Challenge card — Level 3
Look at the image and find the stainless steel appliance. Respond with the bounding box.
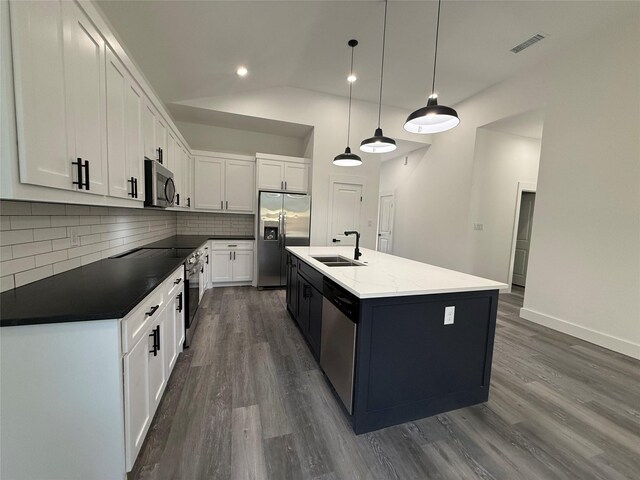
[184,250,204,347]
[320,279,359,414]
[258,191,311,287]
[144,158,175,208]
[113,246,203,347]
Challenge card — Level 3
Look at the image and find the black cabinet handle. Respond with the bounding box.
[187,197,191,207]
[149,327,158,356]
[146,305,160,317]
[83,160,90,190]
[225,200,228,209]
[72,158,83,189]
[128,177,136,197]
[157,147,163,164]
[134,178,138,198]
[176,193,180,206]
[332,238,341,243]
[177,292,183,312]
[156,325,161,352]
[206,254,209,264]
[174,278,182,285]
[303,284,311,299]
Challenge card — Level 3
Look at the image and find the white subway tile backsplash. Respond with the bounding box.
[10,215,51,230]
[1,256,36,276]
[0,200,31,215]
[33,227,68,241]
[15,265,53,287]
[35,250,68,268]
[52,257,82,275]
[1,275,15,292]
[31,202,66,215]
[0,200,255,290]
[11,240,52,258]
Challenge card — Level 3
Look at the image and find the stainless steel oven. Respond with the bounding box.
[144,158,175,208]
[184,251,203,347]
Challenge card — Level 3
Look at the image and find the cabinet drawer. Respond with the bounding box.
[211,240,254,251]
[165,266,184,298]
[297,259,323,292]
[122,287,164,354]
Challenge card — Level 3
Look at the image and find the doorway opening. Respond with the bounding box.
[509,187,536,291]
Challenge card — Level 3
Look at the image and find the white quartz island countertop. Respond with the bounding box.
[286,246,507,299]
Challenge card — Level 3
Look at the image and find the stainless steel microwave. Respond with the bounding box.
[144,158,175,208]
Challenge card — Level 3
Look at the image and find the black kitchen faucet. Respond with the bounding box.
[344,231,361,260]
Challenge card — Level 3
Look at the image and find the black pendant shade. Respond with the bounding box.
[361,0,396,154]
[334,39,362,167]
[360,128,396,154]
[404,0,460,134]
[333,146,362,167]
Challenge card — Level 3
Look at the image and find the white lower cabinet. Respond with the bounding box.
[210,240,254,285]
[122,266,184,471]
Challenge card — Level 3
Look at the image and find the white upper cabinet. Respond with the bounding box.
[226,160,255,212]
[106,46,143,201]
[283,162,309,193]
[194,156,225,211]
[62,0,108,195]
[257,160,284,191]
[11,0,108,194]
[142,100,157,160]
[10,0,70,190]
[256,155,309,193]
[193,152,255,213]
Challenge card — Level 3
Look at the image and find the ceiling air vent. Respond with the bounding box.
[510,33,546,54]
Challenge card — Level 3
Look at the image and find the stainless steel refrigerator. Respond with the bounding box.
[258,191,311,287]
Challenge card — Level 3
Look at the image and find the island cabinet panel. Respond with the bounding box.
[285,254,299,317]
[351,290,499,434]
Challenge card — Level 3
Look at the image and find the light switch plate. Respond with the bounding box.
[444,306,455,325]
[70,228,80,247]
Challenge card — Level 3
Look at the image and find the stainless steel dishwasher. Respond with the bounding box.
[320,279,359,414]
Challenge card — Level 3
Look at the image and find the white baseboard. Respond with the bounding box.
[519,307,640,360]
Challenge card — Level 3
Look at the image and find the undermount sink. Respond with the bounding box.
[311,255,365,267]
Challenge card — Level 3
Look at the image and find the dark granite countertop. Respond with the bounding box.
[0,235,254,327]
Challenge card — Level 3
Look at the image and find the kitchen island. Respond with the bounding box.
[286,246,506,434]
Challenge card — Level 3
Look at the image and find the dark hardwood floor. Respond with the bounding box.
[130,286,640,480]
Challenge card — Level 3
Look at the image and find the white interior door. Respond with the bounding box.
[512,192,536,287]
[377,194,394,253]
[330,182,362,245]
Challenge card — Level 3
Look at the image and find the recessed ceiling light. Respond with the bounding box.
[237,66,248,77]
[347,74,357,83]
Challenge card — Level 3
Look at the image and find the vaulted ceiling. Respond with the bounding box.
[97,0,637,112]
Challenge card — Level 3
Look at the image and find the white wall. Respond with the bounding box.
[467,129,540,284]
[176,86,429,249]
[521,18,640,359]
[175,120,306,158]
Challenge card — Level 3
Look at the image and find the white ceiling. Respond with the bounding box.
[483,109,545,139]
[97,0,637,113]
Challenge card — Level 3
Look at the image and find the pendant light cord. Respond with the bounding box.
[431,0,442,96]
[377,0,389,128]
[347,43,355,147]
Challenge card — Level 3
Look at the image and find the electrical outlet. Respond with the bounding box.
[473,223,484,231]
[70,228,80,247]
[444,306,455,325]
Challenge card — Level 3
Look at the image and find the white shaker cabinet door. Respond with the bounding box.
[225,160,255,212]
[257,159,284,190]
[10,0,71,190]
[232,250,254,282]
[164,294,178,374]
[106,47,143,201]
[211,250,233,283]
[123,330,151,471]
[63,0,108,195]
[142,101,157,160]
[283,162,309,193]
[194,156,225,210]
[148,309,167,413]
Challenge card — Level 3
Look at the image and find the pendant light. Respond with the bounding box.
[404,0,460,134]
[334,40,362,167]
[360,0,396,154]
